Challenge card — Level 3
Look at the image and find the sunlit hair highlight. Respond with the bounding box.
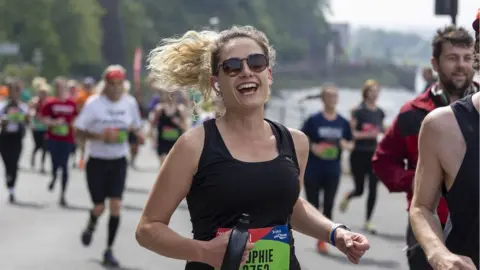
[147,25,276,114]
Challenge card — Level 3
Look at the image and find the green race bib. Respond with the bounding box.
[216,224,290,270]
[161,126,180,141]
[116,130,128,144]
[7,112,25,122]
[319,145,339,160]
[313,143,339,160]
[52,124,69,136]
[32,118,47,130]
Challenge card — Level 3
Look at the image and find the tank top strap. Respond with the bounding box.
[197,119,231,172]
[451,95,479,146]
[265,119,299,168]
[201,118,218,149]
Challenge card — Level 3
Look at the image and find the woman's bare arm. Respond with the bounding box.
[136,126,207,262]
[288,128,336,242]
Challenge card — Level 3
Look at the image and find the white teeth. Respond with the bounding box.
[240,89,256,95]
[237,83,257,90]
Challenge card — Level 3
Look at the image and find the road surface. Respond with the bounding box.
[0,133,410,270]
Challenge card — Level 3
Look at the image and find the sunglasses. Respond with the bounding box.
[218,53,269,77]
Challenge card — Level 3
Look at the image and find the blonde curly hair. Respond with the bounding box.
[32,76,50,93]
[147,25,276,114]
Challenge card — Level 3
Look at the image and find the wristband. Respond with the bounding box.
[329,223,351,246]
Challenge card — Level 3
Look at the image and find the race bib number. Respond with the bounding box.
[161,126,180,141]
[216,224,290,270]
[52,124,69,136]
[313,142,339,160]
[7,112,25,122]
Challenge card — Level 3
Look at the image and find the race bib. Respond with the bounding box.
[161,126,180,141]
[361,123,378,132]
[216,224,290,270]
[313,142,339,160]
[52,124,69,136]
[32,118,47,130]
[7,112,25,122]
[104,128,128,144]
[319,143,339,160]
[115,129,128,144]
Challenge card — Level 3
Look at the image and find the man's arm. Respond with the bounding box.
[409,111,446,260]
[73,102,104,141]
[372,116,414,192]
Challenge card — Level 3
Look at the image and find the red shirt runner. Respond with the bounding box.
[40,97,78,144]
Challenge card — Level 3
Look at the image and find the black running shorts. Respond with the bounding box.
[86,157,127,203]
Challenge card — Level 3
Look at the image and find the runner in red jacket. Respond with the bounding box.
[372,87,449,224]
[373,79,479,269]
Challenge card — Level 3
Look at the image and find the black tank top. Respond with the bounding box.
[185,119,301,270]
[0,101,26,140]
[351,102,385,152]
[443,95,479,268]
[157,107,181,134]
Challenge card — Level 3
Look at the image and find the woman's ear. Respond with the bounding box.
[210,76,221,96]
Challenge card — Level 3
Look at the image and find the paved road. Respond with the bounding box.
[1,133,410,270]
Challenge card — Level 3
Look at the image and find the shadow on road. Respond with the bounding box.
[11,200,48,209]
[123,204,144,212]
[131,167,159,174]
[349,226,405,243]
[63,204,91,212]
[121,202,189,213]
[125,187,150,195]
[19,167,48,175]
[89,259,143,270]
[312,251,401,269]
[372,231,405,242]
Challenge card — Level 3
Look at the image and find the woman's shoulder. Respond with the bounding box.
[266,119,309,158]
[173,125,205,157]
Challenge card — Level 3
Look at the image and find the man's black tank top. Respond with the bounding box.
[443,95,479,268]
[185,119,301,270]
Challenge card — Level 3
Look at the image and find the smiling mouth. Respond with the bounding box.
[236,83,259,96]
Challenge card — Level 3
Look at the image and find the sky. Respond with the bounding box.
[327,0,479,34]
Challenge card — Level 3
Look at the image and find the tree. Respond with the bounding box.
[0,0,103,78]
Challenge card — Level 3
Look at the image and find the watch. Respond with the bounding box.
[329,223,351,246]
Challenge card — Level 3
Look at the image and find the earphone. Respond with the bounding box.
[429,83,479,107]
[214,81,220,91]
[429,86,450,107]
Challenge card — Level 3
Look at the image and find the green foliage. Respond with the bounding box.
[2,63,38,86]
[0,0,332,79]
[0,0,103,78]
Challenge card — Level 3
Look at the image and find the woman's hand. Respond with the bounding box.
[334,228,370,264]
[200,230,255,268]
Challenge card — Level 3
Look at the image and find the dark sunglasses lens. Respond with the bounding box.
[247,54,268,72]
[222,59,242,76]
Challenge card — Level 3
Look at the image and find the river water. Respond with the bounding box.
[267,70,480,129]
[266,87,416,129]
